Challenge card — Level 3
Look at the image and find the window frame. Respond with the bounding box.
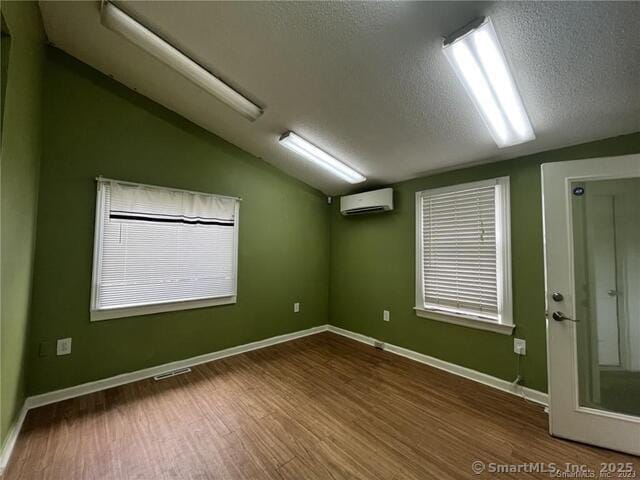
[414,177,514,335]
[89,179,240,322]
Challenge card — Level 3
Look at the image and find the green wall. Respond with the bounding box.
[330,133,640,393]
[0,1,44,447]
[27,48,330,395]
[5,1,640,416]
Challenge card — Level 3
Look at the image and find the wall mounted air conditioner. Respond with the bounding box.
[340,188,394,216]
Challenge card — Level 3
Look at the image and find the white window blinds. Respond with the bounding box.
[416,177,512,324]
[91,179,239,320]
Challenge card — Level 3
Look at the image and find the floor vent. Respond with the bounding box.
[153,367,191,381]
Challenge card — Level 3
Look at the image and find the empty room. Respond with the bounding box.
[1,1,639,478]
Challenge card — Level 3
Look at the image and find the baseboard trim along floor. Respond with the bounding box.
[1,323,548,474]
[0,324,326,474]
[25,325,329,410]
[0,405,29,474]
[327,325,549,407]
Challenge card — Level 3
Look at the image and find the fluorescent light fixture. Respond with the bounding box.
[443,17,535,148]
[100,2,262,121]
[279,132,366,184]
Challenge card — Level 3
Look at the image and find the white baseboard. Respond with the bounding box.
[3,322,548,473]
[0,324,328,474]
[0,324,326,473]
[26,324,329,410]
[25,323,548,410]
[0,404,29,475]
[328,325,548,406]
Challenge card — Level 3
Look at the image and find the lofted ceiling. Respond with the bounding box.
[39,1,640,195]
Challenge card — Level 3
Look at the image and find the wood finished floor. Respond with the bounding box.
[5,332,639,480]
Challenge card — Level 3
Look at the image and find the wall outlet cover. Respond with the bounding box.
[383,310,390,322]
[57,337,72,356]
[514,338,526,355]
[293,302,300,313]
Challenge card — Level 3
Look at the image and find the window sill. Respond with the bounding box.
[414,307,514,335]
[91,296,237,321]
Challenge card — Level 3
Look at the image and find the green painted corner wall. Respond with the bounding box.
[0,1,44,446]
[329,133,640,393]
[3,0,639,421]
[26,47,330,395]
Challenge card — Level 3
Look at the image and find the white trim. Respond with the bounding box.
[25,325,328,409]
[89,179,106,318]
[495,177,513,325]
[24,323,547,410]
[416,177,502,198]
[90,295,237,321]
[26,323,543,409]
[0,404,29,475]
[1,325,326,472]
[231,199,240,299]
[327,325,547,406]
[415,190,425,316]
[415,177,514,330]
[1,323,550,473]
[414,307,514,335]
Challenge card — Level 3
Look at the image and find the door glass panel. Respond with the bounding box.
[571,177,640,417]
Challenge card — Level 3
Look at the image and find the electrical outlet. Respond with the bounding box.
[57,338,72,356]
[383,310,390,322]
[514,338,526,355]
[293,302,300,313]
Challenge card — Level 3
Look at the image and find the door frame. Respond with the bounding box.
[541,154,640,456]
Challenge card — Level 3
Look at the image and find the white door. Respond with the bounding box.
[542,154,640,456]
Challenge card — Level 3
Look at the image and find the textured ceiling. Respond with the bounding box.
[39,1,640,195]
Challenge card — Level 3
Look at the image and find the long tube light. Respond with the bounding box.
[100,2,263,121]
[279,132,366,184]
[443,17,535,148]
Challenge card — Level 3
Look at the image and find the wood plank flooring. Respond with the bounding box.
[5,332,639,479]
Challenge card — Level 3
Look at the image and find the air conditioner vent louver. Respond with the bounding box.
[340,188,393,216]
[344,206,386,215]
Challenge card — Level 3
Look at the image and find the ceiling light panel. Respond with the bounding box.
[279,132,366,184]
[443,17,535,148]
[101,2,262,121]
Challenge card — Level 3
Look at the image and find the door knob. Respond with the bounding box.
[552,311,579,323]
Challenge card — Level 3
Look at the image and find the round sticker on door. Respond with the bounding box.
[572,186,585,196]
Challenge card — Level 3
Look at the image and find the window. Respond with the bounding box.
[415,177,513,334]
[90,178,239,321]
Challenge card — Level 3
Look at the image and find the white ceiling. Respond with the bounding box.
[39,1,640,195]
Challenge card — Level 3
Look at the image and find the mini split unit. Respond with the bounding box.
[340,188,394,216]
